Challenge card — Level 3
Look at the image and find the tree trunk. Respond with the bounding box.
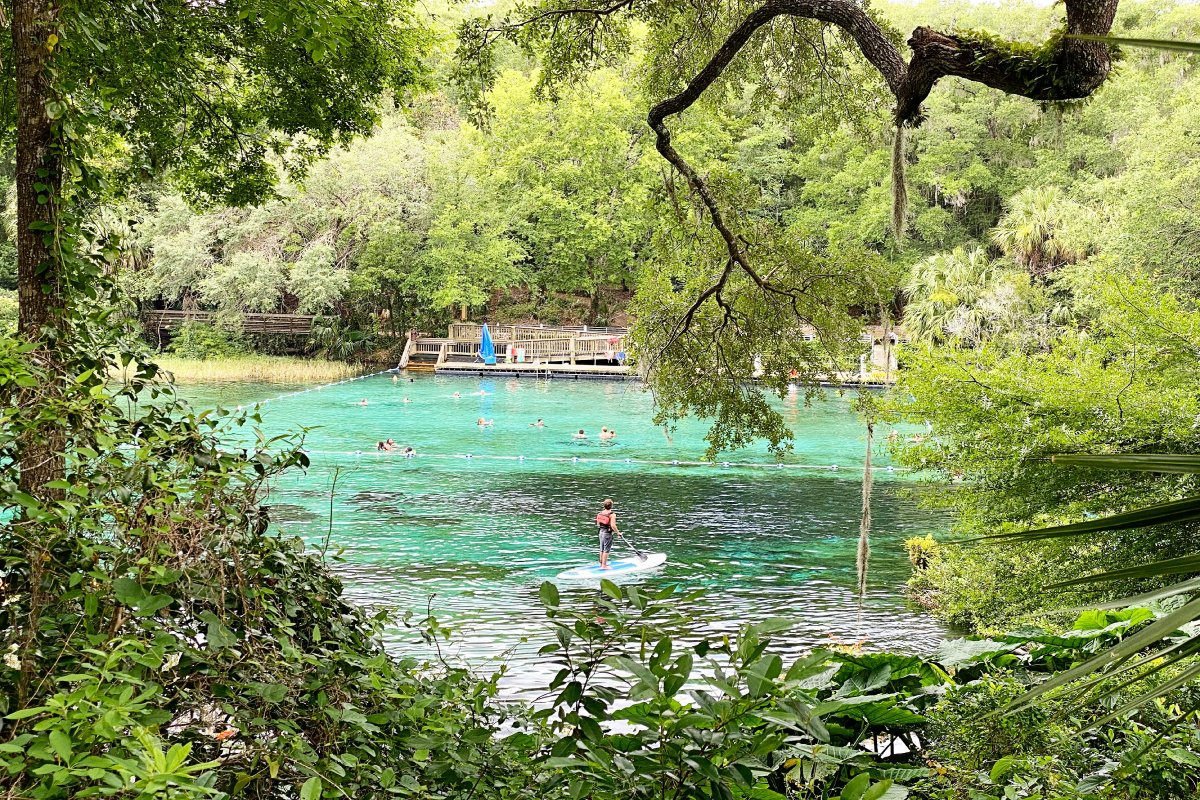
[588,287,601,325]
[13,0,65,497]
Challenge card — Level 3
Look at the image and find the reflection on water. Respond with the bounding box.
[184,373,950,694]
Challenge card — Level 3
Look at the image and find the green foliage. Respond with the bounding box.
[0,168,15,291]
[893,264,1200,630]
[0,290,17,336]
[902,247,1046,347]
[904,535,939,571]
[308,316,375,361]
[166,322,250,360]
[5,0,434,209]
[474,69,651,321]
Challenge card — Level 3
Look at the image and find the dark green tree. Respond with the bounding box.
[2,0,430,493]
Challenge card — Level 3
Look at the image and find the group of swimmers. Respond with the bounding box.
[573,426,617,440]
[375,439,416,457]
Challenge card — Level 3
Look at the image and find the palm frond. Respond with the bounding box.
[1050,554,1200,588]
[1051,453,1200,473]
[1069,34,1200,53]
[975,495,1200,542]
[1006,596,1200,714]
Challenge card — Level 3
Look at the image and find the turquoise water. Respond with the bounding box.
[184,372,949,691]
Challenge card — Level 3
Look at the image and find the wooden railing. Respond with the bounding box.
[447,323,629,342]
[142,309,316,335]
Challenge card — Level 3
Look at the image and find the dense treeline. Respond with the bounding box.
[2,1,1190,348]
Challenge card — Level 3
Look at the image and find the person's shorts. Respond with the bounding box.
[598,528,614,553]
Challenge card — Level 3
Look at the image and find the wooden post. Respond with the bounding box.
[569,336,577,365]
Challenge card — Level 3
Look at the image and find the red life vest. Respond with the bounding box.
[596,510,613,528]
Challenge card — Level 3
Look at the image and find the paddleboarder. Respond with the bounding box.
[596,498,621,569]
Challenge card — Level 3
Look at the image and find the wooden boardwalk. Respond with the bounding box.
[142,310,315,336]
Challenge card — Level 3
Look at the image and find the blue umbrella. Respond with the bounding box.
[479,323,496,365]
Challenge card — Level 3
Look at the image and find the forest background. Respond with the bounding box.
[2,0,1194,349]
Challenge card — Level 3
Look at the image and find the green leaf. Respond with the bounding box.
[863,780,902,800]
[937,638,1019,667]
[989,755,1015,782]
[539,581,560,608]
[577,717,603,742]
[839,773,871,800]
[198,611,238,650]
[7,706,50,720]
[599,579,621,600]
[47,730,72,762]
[1075,577,1200,611]
[300,776,322,800]
[1051,555,1200,587]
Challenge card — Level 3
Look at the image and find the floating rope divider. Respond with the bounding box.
[294,451,908,471]
[232,367,397,413]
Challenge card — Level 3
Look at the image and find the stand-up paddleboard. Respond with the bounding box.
[556,552,667,580]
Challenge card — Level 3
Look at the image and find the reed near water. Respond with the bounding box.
[150,355,364,384]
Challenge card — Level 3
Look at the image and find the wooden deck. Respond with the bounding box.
[407,322,903,382]
[408,324,631,373]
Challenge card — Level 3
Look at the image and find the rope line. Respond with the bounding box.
[293,451,907,472]
[234,368,397,411]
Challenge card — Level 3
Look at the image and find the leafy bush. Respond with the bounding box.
[166,321,249,360]
[905,535,939,570]
[914,611,1200,800]
[906,541,1070,633]
[0,290,16,335]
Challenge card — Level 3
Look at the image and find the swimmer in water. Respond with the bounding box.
[358,399,369,406]
[383,438,397,452]
[403,397,411,403]
[452,392,461,399]
[530,418,545,427]
[574,429,587,439]
[403,446,415,458]
[600,427,616,440]
[477,417,494,427]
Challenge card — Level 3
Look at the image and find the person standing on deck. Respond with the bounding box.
[596,498,621,569]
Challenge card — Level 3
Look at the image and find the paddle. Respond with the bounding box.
[619,530,647,561]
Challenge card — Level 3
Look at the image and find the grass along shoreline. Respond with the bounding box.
[151,355,366,384]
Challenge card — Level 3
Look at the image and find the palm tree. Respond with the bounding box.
[992,187,1084,277]
[903,246,1004,346]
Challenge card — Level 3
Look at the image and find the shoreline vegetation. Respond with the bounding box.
[149,355,366,384]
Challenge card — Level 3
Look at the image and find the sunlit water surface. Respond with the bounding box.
[181,372,950,693]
